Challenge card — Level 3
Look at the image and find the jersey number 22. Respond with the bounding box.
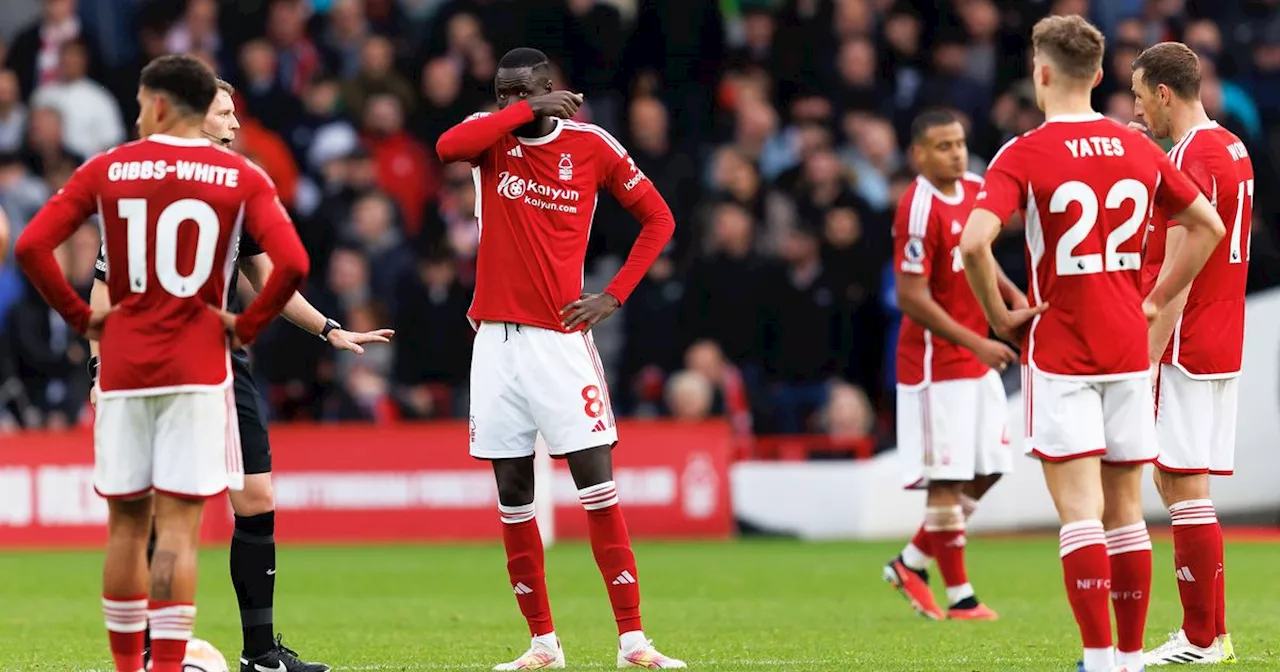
[1051,179,1148,277]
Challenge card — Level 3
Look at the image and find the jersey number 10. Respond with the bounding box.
[118,198,221,298]
[1052,179,1148,277]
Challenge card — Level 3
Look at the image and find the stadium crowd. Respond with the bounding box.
[0,0,1278,442]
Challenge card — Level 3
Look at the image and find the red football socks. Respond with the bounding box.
[1170,499,1221,648]
[103,594,147,672]
[580,481,643,635]
[925,506,972,603]
[1059,521,1113,650]
[148,601,196,672]
[499,503,555,636]
[1106,522,1153,657]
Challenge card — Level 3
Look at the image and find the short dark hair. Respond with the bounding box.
[215,78,235,95]
[1132,42,1202,100]
[139,55,217,117]
[910,109,959,144]
[497,47,550,73]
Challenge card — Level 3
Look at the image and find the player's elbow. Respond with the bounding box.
[959,235,987,264]
[434,134,464,164]
[12,229,41,270]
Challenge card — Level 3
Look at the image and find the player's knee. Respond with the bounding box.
[565,445,613,490]
[1156,470,1210,507]
[229,474,275,516]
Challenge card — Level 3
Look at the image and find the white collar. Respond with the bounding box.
[147,134,212,147]
[517,118,563,146]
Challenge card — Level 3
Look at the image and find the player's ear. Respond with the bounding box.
[1092,69,1103,89]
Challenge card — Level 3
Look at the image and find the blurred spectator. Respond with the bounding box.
[237,39,302,133]
[320,0,369,79]
[360,93,435,235]
[0,71,27,152]
[757,226,849,433]
[682,201,769,366]
[266,0,322,96]
[7,0,104,98]
[345,190,414,301]
[343,35,417,122]
[30,38,124,158]
[819,382,874,439]
[164,0,221,59]
[415,58,472,146]
[665,370,713,421]
[620,255,685,413]
[682,339,752,435]
[23,105,81,179]
[392,252,472,418]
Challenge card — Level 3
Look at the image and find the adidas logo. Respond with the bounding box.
[591,419,606,433]
[951,220,962,234]
[611,571,636,586]
[508,146,523,158]
[513,582,533,595]
[944,534,967,549]
[1176,566,1196,582]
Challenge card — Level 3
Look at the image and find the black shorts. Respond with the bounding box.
[232,351,272,475]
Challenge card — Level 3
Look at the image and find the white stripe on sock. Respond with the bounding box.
[499,502,536,524]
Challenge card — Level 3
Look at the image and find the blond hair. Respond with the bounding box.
[1032,15,1105,81]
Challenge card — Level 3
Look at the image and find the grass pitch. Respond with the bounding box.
[2,538,1278,671]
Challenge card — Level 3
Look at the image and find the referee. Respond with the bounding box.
[88,79,393,672]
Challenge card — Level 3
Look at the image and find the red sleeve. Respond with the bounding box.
[234,165,309,344]
[14,157,100,333]
[1152,143,1200,216]
[602,187,675,305]
[601,141,655,209]
[892,186,937,276]
[972,139,1026,223]
[435,103,536,165]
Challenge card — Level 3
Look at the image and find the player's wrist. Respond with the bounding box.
[319,317,341,342]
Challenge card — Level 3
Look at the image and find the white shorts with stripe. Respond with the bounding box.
[1154,363,1239,475]
[469,322,617,459]
[897,370,1013,488]
[1022,366,1156,464]
[93,386,244,499]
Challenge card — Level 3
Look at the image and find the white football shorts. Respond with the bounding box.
[897,369,1013,489]
[1154,363,1238,475]
[94,386,244,499]
[1022,366,1156,464]
[469,321,618,459]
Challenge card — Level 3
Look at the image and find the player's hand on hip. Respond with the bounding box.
[210,306,245,350]
[974,338,1018,372]
[327,328,395,355]
[561,292,620,332]
[994,302,1049,343]
[89,386,96,409]
[529,91,584,119]
[83,305,116,341]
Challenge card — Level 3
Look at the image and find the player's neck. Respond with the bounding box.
[515,117,558,139]
[1168,101,1213,144]
[151,120,205,140]
[1041,90,1095,121]
[925,175,959,197]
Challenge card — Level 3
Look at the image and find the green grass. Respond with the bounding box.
[1,539,1278,671]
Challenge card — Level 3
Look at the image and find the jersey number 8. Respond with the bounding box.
[1051,179,1148,277]
[118,198,221,297]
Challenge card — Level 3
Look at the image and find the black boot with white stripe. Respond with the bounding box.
[1143,630,1224,666]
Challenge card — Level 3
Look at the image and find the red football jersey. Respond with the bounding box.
[24,135,306,395]
[974,114,1200,378]
[1141,122,1252,378]
[453,112,657,331]
[894,173,990,386]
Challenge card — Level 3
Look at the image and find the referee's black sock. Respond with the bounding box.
[231,511,277,658]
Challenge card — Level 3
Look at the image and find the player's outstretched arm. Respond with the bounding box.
[240,253,393,353]
[1146,194,1225,319]
[960,208,1047,342]
[435,102,536,164]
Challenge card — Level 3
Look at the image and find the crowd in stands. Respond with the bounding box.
[1,0,1278,446]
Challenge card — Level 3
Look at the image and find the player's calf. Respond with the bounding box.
[1103,464,1154,671]
[149,494,205,672]
[103,497,153,672]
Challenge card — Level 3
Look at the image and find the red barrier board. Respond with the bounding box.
[0,421,734,548]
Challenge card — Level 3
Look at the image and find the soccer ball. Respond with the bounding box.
[182,638,229,672]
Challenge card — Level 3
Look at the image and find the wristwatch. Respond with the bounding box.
[319,318,341,342]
